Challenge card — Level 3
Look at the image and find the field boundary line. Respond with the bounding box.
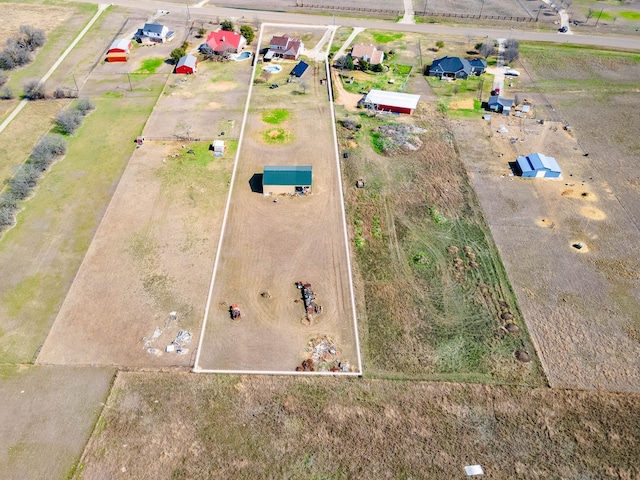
[325,26,364,375]
[196,369,362,376]
[194,23,363,375]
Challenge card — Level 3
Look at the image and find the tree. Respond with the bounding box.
[56,109,83,135]
[479,42,496,59]
[75,98,95,116]
[220,20,234,32]
[0,86,13,100]
[371,63,384,73]
[23,79,45,100]
[435,40,445,50]
[18,25,46,51]
[358,58,370,72]
[0,39,32,70]
[335,55,354,71]
[170,47,186,64]
[240,25,255,44]
[503,39,519,64]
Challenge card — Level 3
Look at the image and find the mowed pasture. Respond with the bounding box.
[453,44,640,391]
[36,54,252,366]
[79,371,640,479]
[196,26,360,373]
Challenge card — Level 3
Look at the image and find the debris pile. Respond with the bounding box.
[296,335,352,372]
[166,330,192,355]
[296,282,323,325]
[374,123,426,154]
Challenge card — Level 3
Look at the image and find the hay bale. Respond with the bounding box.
[505,323,520,333]
[446,245,459,254]
[515,349,531,363]
[501,312,514,321]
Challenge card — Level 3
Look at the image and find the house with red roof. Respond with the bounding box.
[205,30,246,55]
[267,34,304,60]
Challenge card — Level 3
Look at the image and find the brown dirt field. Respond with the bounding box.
[142,58,253,139]
[35,140,234,367]
[0,365,114,480]
[0,3,73,47]
[197,32,359,372]
[78,371,640,479]
[453,112,640,392]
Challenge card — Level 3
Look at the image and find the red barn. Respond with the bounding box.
[175,54,197,74]
[362,89,421,115]
[106,38,131,62]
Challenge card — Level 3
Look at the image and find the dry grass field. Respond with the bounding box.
[36,52,253,366]
[0,2,73,47]
[452,44,640,392]
[196,26,360,373]
[78,371,640,479]
[0,365,114,480]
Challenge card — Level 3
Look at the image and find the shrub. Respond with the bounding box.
[170,47,186,64]
[435,40,445,50]
[371,63,384,73]
[75,98,95,115]
[0,87,13,100]
[56,109,84,135]
[220,20,234,31]
[18,25,46,51]
[335,55,354,71]
[53,87,78,99]
[23,79,45,100]
[240,25,254,44]
[0,39,32,69]
[0,74,7,87]
[30,134,67,169]
[359,59,370,72]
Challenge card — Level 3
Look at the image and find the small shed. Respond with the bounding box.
[212,140,225,156]
[106,38,131,62]
[515,152,561,178]
[488,95,513,115]
[290,61,309,78]
[263,165,312,195]
[175,54,197,74]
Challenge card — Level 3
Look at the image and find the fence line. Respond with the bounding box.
[297,4,537,22]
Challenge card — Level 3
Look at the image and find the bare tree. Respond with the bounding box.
[23,79,45,100]
[175,120,193,140]
[56,109,83,134]
[18,25,46,51]
[299,80,308,94]
[75,98,95,115]
[479,42,496,59]
[0,86,13,100]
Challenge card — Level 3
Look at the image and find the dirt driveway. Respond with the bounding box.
[197,28,360,373]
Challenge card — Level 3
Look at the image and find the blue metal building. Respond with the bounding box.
[515,153,562,178]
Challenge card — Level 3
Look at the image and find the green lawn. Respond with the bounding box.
[262,108,290,124]
[371,31,404,43]
[0,86,164,363]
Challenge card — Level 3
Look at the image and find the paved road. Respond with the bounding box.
[71,0,640,51]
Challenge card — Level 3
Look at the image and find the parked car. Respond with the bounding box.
[558,26,568,33]
[270,84,279,89]
[505,69,520,76]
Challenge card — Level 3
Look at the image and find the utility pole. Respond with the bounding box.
[595,7,604,26]
[423,0,427,16]
[72,73,79,92]
[535,4,543,22]
[186,1,190,22]
[479,0,485,17]
[127,73,132,91]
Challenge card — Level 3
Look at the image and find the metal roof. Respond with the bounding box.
[516,153,561,173]
[290,61,309,77]
[263,166,312,186]
[176,54,197,69]
[109,38,130,52]
[143,23,166,34]
[363,89,421,110]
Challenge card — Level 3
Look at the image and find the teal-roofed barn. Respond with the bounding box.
[263,165,312,195]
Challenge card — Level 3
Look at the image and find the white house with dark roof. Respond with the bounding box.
[139,22,175,43]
